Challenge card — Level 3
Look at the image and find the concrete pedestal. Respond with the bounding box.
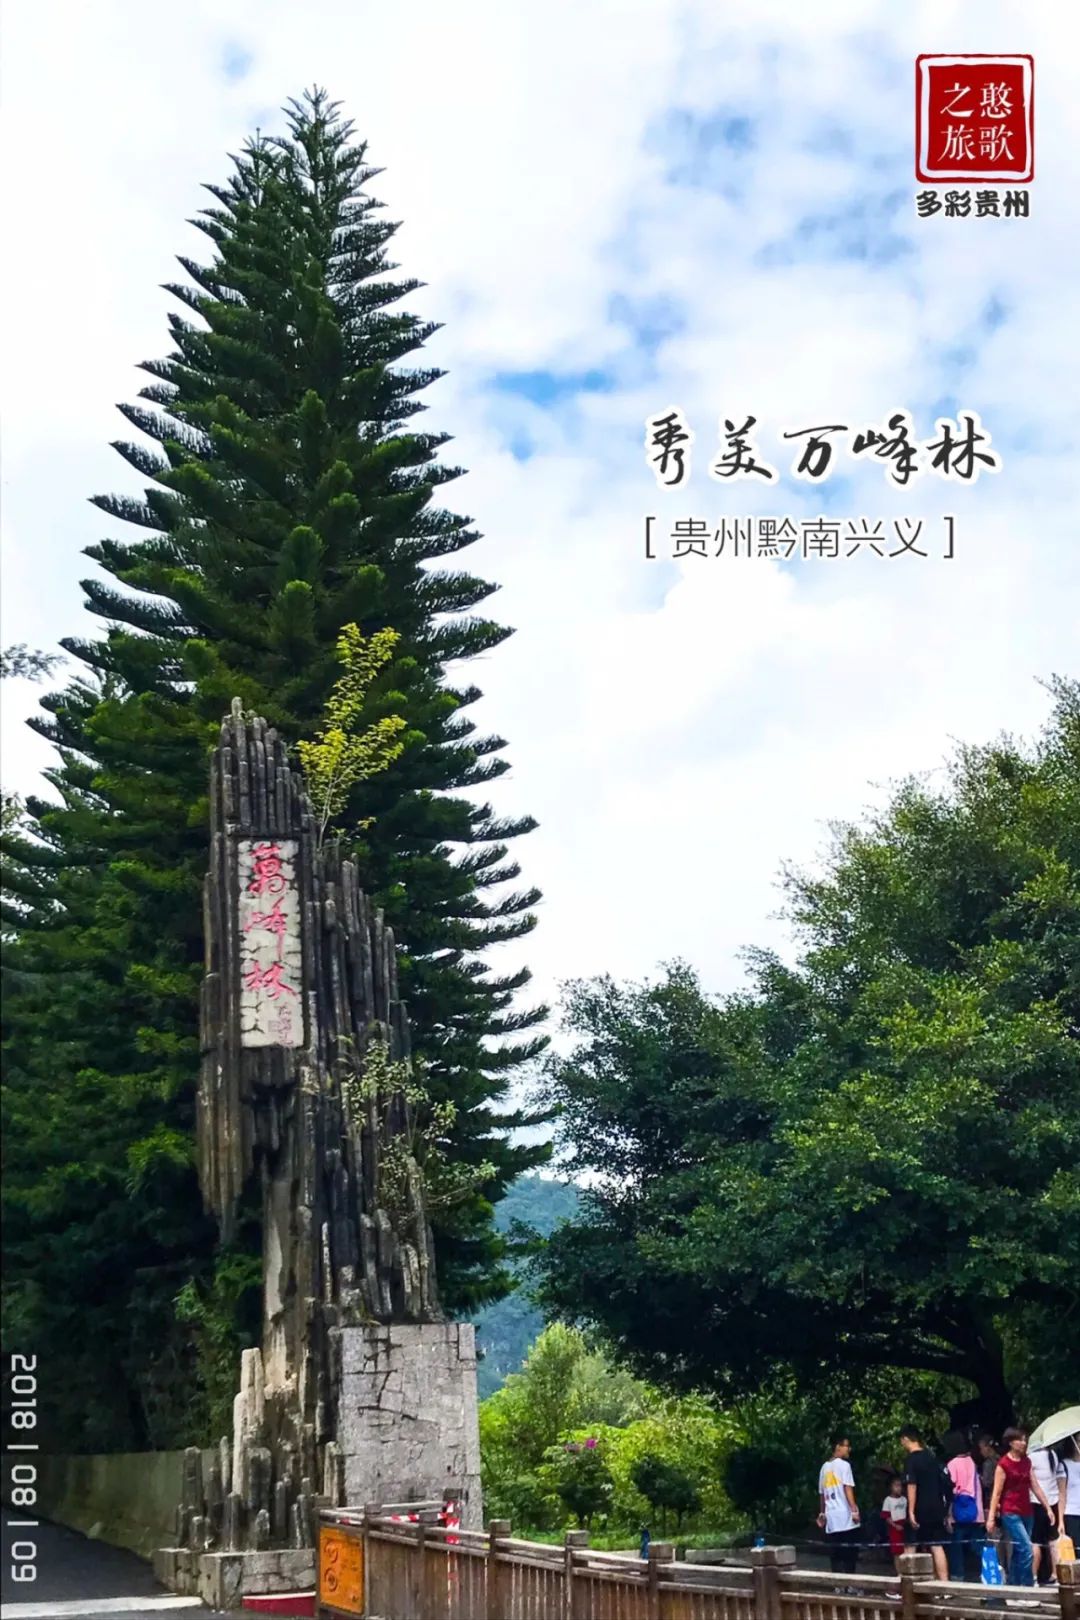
[154,1545,316,1606]
[333,1321,482,1528]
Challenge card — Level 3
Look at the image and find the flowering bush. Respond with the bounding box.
[479,1323,740,1537]
[543,1436,614,1527]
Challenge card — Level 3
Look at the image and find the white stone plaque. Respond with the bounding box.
[237,837,303,1047]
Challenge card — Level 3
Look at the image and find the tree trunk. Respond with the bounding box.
[948,1361,1014,1436]
[945,1306,1015,1437]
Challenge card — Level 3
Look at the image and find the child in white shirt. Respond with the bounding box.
[881,1476,907,1569]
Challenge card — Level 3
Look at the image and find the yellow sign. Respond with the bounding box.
[319,1525,364,1615]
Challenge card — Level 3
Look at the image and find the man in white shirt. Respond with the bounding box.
[818,1436,861,1574]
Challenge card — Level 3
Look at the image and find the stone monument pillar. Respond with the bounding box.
[157,700,481,1600]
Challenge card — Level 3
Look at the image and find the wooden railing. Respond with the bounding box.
[315,1507,1079,1620]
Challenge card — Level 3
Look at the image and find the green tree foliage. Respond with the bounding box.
[630,1453,701,1531]
[295,623,407,843]
[478,1331,952,1544]
[589,1399,739,1543]
[480,1323,651,1524]
[340,1036,496,1220]
[1,90,547,1450]
[475,1173,582,1397]
[721,1444,791,1529]
[721,1370,962,1534]
[544,1439,614,1529]
[537,681,1080,1431]
[481,1323,651,1475]
[478,1322,739,1538]
[173,1251,262,1442]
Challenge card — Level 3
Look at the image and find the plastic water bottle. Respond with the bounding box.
[754,1531,766,1549]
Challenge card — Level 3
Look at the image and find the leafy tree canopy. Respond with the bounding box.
[537,678,1080,1431]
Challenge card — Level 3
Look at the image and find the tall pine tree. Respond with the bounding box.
[2,91,549,1449]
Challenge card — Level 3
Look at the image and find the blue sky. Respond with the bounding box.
[2,0,1077,1046]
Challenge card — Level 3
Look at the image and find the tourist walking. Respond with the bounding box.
[977,1433,1000,1506]
[818,1437,861,1575]
[1059,1439,1080,1549]
[900,1426,951,1580]
[1030,1444,1065,1586]
[985,1427,1056,1588]
[945,1433,985,1581]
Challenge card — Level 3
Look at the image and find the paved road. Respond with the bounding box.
[1,1507,216,1620]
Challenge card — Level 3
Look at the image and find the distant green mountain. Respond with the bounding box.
[473,1173,581,1397]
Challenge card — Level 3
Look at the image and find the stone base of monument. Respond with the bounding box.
[153,1545,314,1605]
[152,1547,195,1593]
[333,1319,482,1528]
[154,1545,316,1607]
[155,1320,481,1607]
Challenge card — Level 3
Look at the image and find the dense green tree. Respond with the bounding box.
[478,1322,740,1538]
[630,1453,700,1532]
[1,90,547,1449]
[480,1324,651,1493]
[537,680,1080,1431]
[545,1439,614,1529]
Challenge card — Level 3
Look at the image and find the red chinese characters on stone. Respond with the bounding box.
[244,897,289,959]
[243,959,298,1000]
[247,841,288,896]
[916,56,1033,184]
[238,837,303,1047]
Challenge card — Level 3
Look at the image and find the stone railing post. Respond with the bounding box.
[898,1551,932,1620]
[487,1519,511,1620]
[648,1543,675,1620]
[564,1528,589,1620]
[1058,1559,1077,1620]
[750,1544,797,1620]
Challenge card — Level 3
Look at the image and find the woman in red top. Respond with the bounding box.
[986,1428,1055,1587]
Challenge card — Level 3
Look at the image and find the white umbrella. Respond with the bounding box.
[1027,1405,1080,1452]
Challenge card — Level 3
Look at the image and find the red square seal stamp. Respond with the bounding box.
[916,55,1033,183]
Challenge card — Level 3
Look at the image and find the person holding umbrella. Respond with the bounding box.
[1029,1442,1065,1585]
[1028,1409,1080,1557]
[1026,1409,1080,1456]
[1061,1437,1080,1552]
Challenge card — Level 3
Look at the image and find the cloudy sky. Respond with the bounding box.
[2,0,1077,1042]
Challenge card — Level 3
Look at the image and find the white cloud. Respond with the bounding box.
[2,0,1077,1055]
